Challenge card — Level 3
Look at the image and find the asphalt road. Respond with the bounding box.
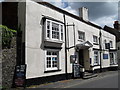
[63,71,118,88]
[29,71,118,88]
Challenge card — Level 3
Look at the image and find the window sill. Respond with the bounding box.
[78,39,85,42]
[91,64,100,67]
[44,69,62,73]
[93,43,99,45]
[45,39,64,44]
[110,63,118,65]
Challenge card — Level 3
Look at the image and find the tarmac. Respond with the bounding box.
[27,70,118,89]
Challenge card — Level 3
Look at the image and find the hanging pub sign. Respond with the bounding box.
[13,64,26,88]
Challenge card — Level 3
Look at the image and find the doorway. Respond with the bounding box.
[79,49,84,67]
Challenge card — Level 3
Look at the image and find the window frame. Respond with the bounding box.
[78,31,85,41]
[110,52,117,65]
[45,19,64,41]
[93,51,99,65]
[45,50,59,71]
[93,35,98,44]
[109,41,113,48]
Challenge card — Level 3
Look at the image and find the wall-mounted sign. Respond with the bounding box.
[70,55,77,63]
[103,54,108,59]
[13,64,26,88]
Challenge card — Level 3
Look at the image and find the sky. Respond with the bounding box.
[43,0,119,28]
[0,0,119,28]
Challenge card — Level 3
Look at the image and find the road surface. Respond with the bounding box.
[29,71,118,88]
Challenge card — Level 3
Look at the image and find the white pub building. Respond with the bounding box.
[17,0,118,85]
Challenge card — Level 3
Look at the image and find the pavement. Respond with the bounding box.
[27,70,118,88]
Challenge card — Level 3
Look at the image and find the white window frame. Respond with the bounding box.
[45,19,64,41]
[78,31,85,41]
[93,35,98,44]
[109,41,113,48]
[45,49,59,71]
[110,52,117,65]
[94,51,99,65]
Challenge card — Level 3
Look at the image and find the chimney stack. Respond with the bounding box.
[79,7,89,21]
[114,21,120,31]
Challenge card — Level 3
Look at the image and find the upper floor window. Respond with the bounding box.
[52,22,59,39]
[45,19,64,41]
[93,35,98,44]
[78,31,85,41]
[110,41,113,48]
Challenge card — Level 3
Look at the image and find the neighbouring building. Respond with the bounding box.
[104,21,120,69]
[2,0,118,86]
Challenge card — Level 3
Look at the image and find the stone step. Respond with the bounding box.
[83,73,98,79]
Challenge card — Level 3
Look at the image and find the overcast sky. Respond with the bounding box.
[43,0,119,28]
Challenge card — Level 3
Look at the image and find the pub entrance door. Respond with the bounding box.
[79,49,84,67]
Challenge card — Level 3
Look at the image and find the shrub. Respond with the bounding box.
[0,25,17,49]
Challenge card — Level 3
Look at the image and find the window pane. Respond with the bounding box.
[93,36,98,43]
[52,22,59,39]
[78,31,85,40]
[94,51,99,65]
[110,41,113,47]
[47,21,50,29]
[47,30,50,38]
[46,51,58,69]
[61,33,63,40]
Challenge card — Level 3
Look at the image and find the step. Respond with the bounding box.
[83,74,98,79]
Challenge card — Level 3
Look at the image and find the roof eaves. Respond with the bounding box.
[37,2,102,29]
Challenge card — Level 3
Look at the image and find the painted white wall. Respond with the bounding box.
[19,0,117,79]
[101,29,116,68]
[24,1,66,79]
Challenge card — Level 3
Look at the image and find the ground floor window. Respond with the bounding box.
[110,52,117,65]
[46,50,59,71]
[94,51,99,65]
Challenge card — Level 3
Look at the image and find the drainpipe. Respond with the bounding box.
[73,23,77,62]
[63,14,68,79]
[99,29,102,72]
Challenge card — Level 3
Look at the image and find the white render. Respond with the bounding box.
[18,0,117,79]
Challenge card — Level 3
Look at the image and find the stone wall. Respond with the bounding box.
[2,37,16,89]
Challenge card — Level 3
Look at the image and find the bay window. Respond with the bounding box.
[45,19,64,41]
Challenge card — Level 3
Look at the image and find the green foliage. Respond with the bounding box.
[0,25,17,49]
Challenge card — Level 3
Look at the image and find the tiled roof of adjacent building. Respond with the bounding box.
[104,25,120,42]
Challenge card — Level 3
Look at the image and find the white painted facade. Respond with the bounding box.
[18,0,117,79]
